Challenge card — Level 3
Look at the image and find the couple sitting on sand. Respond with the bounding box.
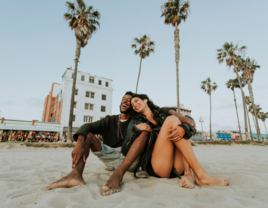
[45,91,229,195]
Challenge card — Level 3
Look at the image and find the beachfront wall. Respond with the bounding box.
[42,67,113,137]
[251,133,267,139]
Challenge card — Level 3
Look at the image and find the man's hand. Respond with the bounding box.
[136,123,152,132]
[166,126,186,142]
[72,136,86,168]
[181,117,195,128]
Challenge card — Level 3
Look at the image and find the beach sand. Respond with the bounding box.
[0,144,267,208]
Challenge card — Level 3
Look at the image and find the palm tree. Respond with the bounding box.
[161,0,190,112]
[226,78,245,140]
[244,94,253,140]
[131,35,155,93]
[201,77,218,141]
[241,57,262,141]
[217,42,249,140]
[64,0,100,142]
[259,112,268,140]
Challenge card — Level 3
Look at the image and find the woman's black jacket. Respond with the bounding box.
[121,109,196,173]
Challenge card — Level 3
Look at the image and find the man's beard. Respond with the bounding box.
[119,105,132,114]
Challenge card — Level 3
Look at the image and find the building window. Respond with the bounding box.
[102,94,106,100]
[85,103,94,110]
[98,80,102,85]
[101,106,106,112]
[72,115,76,122]
[81,75,85,81]
[74,102,77,108]
[106,82,109,87]
[75,89,78,95]
[72,73,74,78]
[84,116,93,123]
[89,76,94,83]
[51,113,53,117]
[52,104,55,108]
[86,91,94,98]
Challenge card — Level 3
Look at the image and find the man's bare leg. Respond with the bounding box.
[45,133,102,191]
[102,131,149,196]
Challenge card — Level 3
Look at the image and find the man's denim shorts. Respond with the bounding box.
[92,143,139,172]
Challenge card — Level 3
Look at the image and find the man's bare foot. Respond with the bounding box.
[195,172,229,187]
[45,169,85,191]
[179,174,195,189]
[102,170,122,196]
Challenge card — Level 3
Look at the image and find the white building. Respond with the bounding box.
[42,67,113,137]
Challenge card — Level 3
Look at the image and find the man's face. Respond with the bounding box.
[120,94,132,114]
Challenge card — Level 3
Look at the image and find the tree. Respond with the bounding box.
[217,42,249,140]
[243,94,253,140]
[226,78,245,140]
[161,0,190,112]
[201,77,218,141]
[131,35,155,93]
[64,0,100,142]
[241,57,262,141]
[259,112,268,140]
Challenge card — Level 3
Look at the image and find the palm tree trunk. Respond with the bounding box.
[135,57,143,93]
[242,91,249,140]
[247,81,262,141]
[246,105,253,141]
[210,93,212,141]
[68,39,82,142]
[174,23,180,113]
[232,61,249,140]
[233,90,242,139]
[263,121,268,141]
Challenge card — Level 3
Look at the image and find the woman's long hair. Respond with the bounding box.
[131,93,160,116]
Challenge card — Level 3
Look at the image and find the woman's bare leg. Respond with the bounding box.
[154,116,228,186]
[152,116,194,188]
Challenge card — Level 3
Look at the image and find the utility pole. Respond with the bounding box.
[199,116,204,141]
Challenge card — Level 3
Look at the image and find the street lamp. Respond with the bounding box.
[199,116,204,141]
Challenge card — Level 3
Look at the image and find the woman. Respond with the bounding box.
[103,94,228,195]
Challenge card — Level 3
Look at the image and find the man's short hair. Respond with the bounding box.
[124,91,133,97]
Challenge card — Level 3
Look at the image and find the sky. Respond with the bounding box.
[0,0,267,134]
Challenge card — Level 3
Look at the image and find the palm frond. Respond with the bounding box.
[76,0,86,10]
[66,1,75,11]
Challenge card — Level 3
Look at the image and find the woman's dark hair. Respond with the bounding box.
[131,93,160,116]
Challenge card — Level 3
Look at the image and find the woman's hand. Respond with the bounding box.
[136,123,152,132]
[166,126,186,142]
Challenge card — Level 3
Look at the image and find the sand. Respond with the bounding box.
[0,144,267,208]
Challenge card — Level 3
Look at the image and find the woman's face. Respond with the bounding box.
[131,97,147,113]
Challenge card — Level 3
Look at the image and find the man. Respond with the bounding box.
[45,91,194,191]
[45,91,135,190]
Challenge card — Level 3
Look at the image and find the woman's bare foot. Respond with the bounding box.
[195,172,229,187]
[102,170,122,196]
[45,169,85,191]
[179,174,195,189]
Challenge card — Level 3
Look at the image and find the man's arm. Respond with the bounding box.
[159,107,195,127]
[73,116,108,142]
[167,109,195,128]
